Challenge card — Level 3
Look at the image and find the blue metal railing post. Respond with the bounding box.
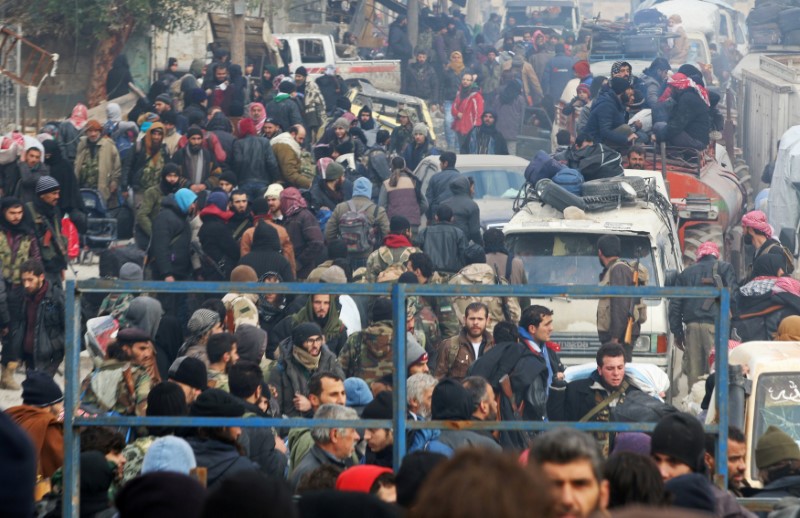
[715,287,732,488]
[391,282,408,469]
[63,279,81,518]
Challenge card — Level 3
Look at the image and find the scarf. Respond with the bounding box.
[448,51,465,75]
[293,344,321,371]
[293,295,343,338]
[518,326,553,399]
[659,73,710,106]
[70,103,88,130]
[279,187,307,217]
[249,103,267,134]
[775,315,800,341]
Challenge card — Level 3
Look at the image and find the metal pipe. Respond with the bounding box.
[392,282,408,469]
[63,280,81,518]
[715,287,732,489]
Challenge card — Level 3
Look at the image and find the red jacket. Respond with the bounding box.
[451,87,484,136]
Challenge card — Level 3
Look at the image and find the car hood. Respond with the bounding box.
[476,197,515,229]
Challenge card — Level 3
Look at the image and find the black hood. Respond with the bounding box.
[252,221,281,252]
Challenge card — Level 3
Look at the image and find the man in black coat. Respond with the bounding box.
[387,15,413,92]
[655,72,710,150]
[442,175,482,246]
[459,111,509,155]
[669,241,737,387]
[417,204,467,274]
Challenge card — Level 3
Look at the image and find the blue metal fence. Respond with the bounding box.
[62,279,731,517]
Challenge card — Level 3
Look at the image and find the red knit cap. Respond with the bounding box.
[573,60,591,78]
[335,465,393,493]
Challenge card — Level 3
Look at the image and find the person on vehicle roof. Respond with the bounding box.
[583,77,637,149]
[653,70,709,151]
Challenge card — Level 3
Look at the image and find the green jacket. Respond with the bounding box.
[135,185,165,237]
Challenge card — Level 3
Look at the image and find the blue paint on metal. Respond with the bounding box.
[62,280,733,517]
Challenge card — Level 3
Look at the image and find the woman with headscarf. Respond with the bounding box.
[733,254,800,342]
[57,103,88,164]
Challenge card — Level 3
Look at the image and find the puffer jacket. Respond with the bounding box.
[378,171,427,226]
[265,94,304,134]
[417,222,467,273]
[11,280,64,375]
[669,256,737,339]
[451,86,484,136]
[232,135,279,183]
[406,62,440,104]
[442,176,482,245]
[149,195,192,279]
[269,337,344,417]
[449,263,521,333]
[583,89,629,147]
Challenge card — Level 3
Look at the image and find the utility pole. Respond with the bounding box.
[408,0,419,49]
[231,0,247,66]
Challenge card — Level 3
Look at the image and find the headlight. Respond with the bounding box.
[634,335,650,351]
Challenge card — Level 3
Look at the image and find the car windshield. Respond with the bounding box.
[752,373,800,479]
[508,232,655,285]
[462,169,525,199]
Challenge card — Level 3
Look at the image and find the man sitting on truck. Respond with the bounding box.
[653,71,709,151]
[583,77,638,150]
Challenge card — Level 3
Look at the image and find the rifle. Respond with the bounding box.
[623,247,642,347]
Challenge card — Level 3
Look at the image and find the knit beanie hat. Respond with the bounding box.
[412,123,428,136]
[336,465,394,493]
[230,264,258,283]
[186,125,203,139]
[295,66,308,77]
[155,93,173,105]
[320,265,347,284]
[251,197,269,215]
[610,76,631,95]
[85,119,103,132]
[141,436,197,475]
[361,390,393,420]
[35,176,60,195]
[174,188,197,214]
[371,297,393,322]
[264,183,284,199]
[168,357,207,392]
[187,308,220,336]
[664,474,716,513]
[431,378,472,420]
[146,381,188,416]
[189,388,245,417]
[234,324,267,364]
[0,412,36,517]
[119,262,144,281]
[252,221,281,252]
[406,333,427,370]
[22,370,64,407]
[116,472,206,518]
[756,425,800,470]
[292,322,323,347]
[206,191,228,211]
[345,377,373,408]
[219,171,237,186]
[324,161,345,180]
[611,432,651,456]
[278,80,296,93]
[333,117,350,130]
[651,412,706,472]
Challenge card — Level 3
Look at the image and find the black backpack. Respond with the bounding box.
[566,143,623,181]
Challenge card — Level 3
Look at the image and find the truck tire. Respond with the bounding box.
[778,9,800,32]
[734,160,754,202]
[581,176,647,198]
[682,224,725,265]
[582,194,622,212]
[748,4,785,24]
[536,179,588,212]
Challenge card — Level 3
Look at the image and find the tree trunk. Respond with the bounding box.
[86,19,136,108]
[231,0,246,67]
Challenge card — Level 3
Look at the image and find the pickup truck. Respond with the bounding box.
[275,33,401,93]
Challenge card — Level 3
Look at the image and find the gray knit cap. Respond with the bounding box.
[412,123,428,136]
[332,117,350,130]
[187,309,220,336]
[119,262,143,281]
[36,176,60,195]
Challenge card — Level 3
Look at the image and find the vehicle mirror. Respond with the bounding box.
[664,269,678,287]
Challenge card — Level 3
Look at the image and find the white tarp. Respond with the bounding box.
[767,126,800,238]
[651,0,718,35]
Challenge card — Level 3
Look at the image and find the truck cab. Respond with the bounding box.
[504,0,582,37]
[503,170,683,366]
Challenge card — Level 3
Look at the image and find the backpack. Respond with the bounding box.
[524,150,565,185]
[567,144,623,181]
[113,129,136,161]
[339,200,379,254]
[552,168,584,195]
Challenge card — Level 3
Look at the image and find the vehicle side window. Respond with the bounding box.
[299,38,325,63]
[735,22,745,44]
[279,39,291,66]
[720,15,729,38]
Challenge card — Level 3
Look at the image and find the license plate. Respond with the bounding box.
[559,341,592,350]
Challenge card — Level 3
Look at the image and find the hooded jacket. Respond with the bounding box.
[238,217,296,276]
[269,338,344,417]
[136,167,184,239]
[265,94,304,135]
[281,195,325,279]
[271,132,311,189]
[0,199,41,285]
[270,294,349,357]
[74,135,122,202]
[238,221,294,282]
[149,195,192,279]
[442,176,482,245]
[198,204,240,280]
[5,404,64,478]
[123,123,170,192]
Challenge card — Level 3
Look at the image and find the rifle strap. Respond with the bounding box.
[579,380,629,423]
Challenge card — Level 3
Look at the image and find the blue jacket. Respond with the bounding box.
[583,90,630,147]
[542,53,577,99]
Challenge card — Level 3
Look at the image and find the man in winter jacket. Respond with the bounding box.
[417,205,466,274]
[326,176,389,270]
[655,72,710,150]
[135,163,184,250]
[232,118,279,198]
[403,123,440,171]
[310,161,352,212]
[272,125,312,189]
[338,298,396,386]
[387,14,413,91]
[73,119,122,206]
[669,242,737,387]
[238,221,294,282]
[542,44,577,100]
[639,58,671,123]
[171,126,221,193]
[123,123,170,199]
[596,235,642,361]
[451,74,484,146]
[365,216,420,282]
[280,187,325,279]
[269,322,345,418]
[26,177,67,285]
[10,260,65,376]
[265,81,304,134]
[406,49,440,105]
[238,197,296,275]
[197,192,240,281]
[460,111,509,155]
[436,302,495,380]
[754,426,800,500]
[583,77,638,148]
[295,67,327,141]
[425,152,460,219]
[442,176,482,246]
[389,110,415,155]
[270,293,349,359]
[150,188,196,283]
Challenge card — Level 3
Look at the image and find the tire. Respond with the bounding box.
[537,179,587,212]
[779,8,800,32]
[682,224,725,266]
[734,159,754,202]
[748,4,784,25]
[582,194,623,212]
[581,176,647,198]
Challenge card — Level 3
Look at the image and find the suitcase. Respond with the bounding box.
[633,9,667,26]
[536,179,587,212]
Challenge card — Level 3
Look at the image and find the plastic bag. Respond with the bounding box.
[62,215,80,260]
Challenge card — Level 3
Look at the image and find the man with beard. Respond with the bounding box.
[451,73,485,147]
[265,81,304,134]
[704,426,750,497]
[25,177,67,285]
[406,49,439,106]
[73,119,122,206]
[529,429,609,518]
[271,293,348,357]
[227,190,252,242]
[356,106,378,147]
[123,123,170,203]
[272,124,312,189]
[198,192,240,281]
[389,110,415,155]
[135,164,184,250]
[584,77,638,148]
[42,140,86,227]
[280,187,325,278]
[460,111,508,155]
[295,66,327,143]
[171,126,221,193]
[262,118,282,140]
[435,302,494,381]
[0,198,40,389]
[206,332,239,392]
[11,260,64,376]
[463,375,498,422]
[403,124,439,171]
[269,322,345,417]
[625,146,647,169]
[12,146,49,204]
[361,391,395,468]
[310,161,350,212]
[233,118,279,199]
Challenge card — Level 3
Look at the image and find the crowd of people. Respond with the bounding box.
[0,6,787,518]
